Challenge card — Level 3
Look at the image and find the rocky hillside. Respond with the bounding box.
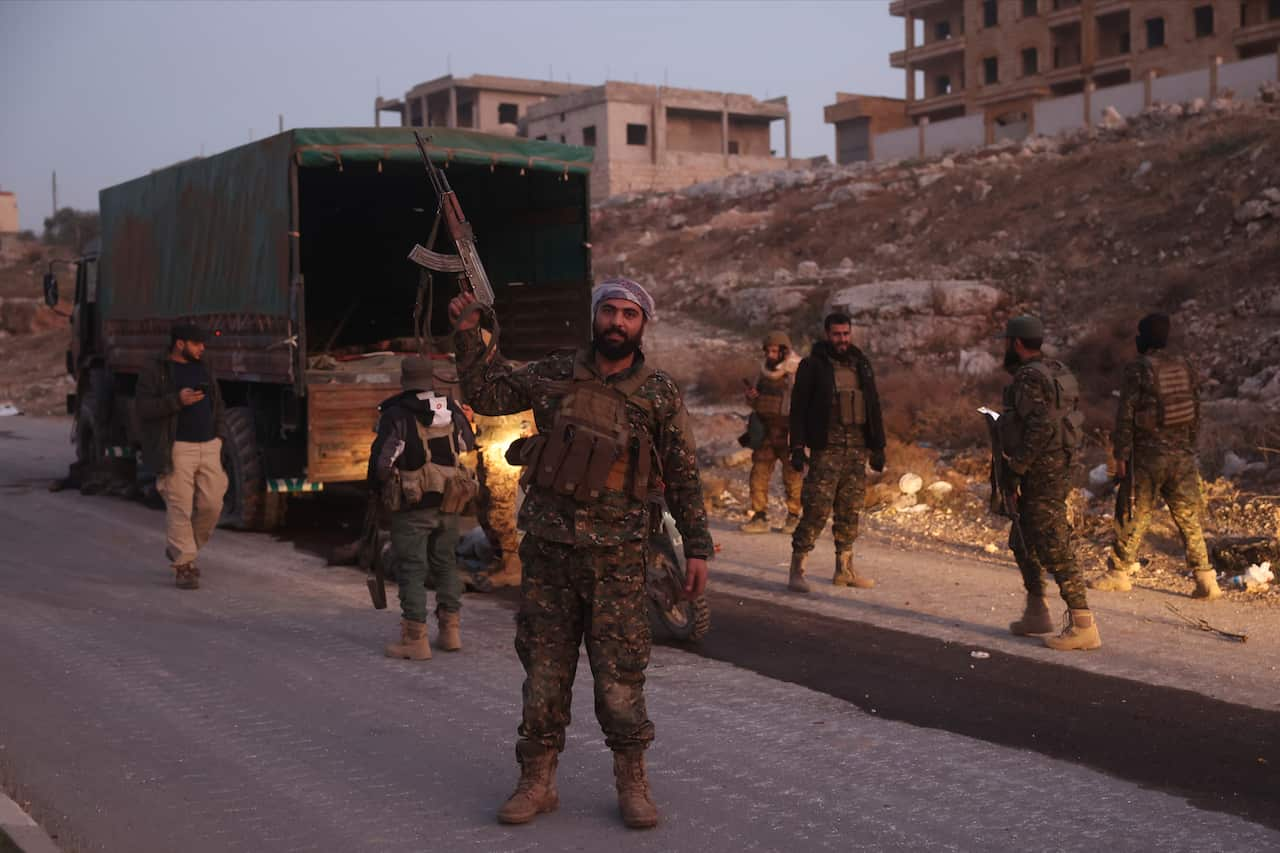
[594,86,1280,477]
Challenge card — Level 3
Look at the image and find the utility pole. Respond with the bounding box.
[278,114,284,133]
[51,170,58,216]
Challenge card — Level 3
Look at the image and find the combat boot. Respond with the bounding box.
[1088,570,1132,592]
[739,512,770,534]
[1043,609,1102,651]
[175,563,199,590]
[779,513,800,535]
[384,618,431,660]
[613,750,659,829]
[1008,593,1054,635]
[487,552,522,588]
[497,742,559,825]
[833,551,875,588]
[1192,570,1223,600]
[436,607,461,652]
[787,552,811,594]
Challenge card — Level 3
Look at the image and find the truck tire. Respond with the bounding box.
[220,406,286,531]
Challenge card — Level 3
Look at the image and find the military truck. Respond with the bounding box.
[50,127,593,529]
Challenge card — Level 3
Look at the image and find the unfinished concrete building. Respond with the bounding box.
[522,82,793,202]
[375,74,589,133]
[823,94,913,163]
[892,0,1280,135]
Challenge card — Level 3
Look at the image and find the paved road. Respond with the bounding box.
[1,416,1277,852]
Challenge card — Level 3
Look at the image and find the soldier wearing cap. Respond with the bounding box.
[1090,313,1221,600]
[450,279,711,830]
[997,315,1100,651]
[369,356,477,660]
[135,322,228,589]
[740,330,803,534]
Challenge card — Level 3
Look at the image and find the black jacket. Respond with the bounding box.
[135,355,227,476]
[789,341,885,453]
[367,390,476,508]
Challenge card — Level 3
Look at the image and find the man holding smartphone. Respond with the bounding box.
[136,323,228,589]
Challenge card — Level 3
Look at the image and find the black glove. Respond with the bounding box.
[790,448,807,472]
[869,449,886,473]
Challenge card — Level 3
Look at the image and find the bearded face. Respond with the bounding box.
[1003,341,1021,373]
[592,299,645,361]
[175,340,205,363]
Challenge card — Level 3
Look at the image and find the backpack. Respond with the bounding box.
[1025,359,1084,452]
[1138,354,1195,429]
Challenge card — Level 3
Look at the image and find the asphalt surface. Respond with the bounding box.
[1,416,1278,852]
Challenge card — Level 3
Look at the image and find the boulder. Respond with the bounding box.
[730,286,819,328]
[898,473,924,495]
[957,348,998,377]
[796,260,821,278]
[1100,106,1127,130]
[1234,200,1270,224]
[828,280,1001,319]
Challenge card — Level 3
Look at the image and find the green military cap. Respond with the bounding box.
[997,315,1044,339]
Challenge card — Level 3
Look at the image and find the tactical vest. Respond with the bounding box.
[832,364,867,427]
[516,355,659,503]
[1136,354,1195,430]
[385,409,477,514]
[1001,358,1083,453]
[753,366,792,419]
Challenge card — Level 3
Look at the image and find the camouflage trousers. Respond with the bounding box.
[1113,450,1209,572]
[515,534,654,754]
[1008,477,1088,610]
[791,444,867,555]
[749,442,803,517]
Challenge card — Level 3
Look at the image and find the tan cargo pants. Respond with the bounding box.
[157,439,228,568]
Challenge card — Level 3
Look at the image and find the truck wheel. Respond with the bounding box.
[220,406,287,531]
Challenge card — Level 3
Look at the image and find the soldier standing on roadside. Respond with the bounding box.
[1090,313,1221,600]
[787,312,886,593]
[450,278,711,830]
[369,356,476,660]
[998,316,1101,651]
[740,331,803,535]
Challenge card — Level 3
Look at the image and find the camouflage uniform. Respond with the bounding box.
[748,357,803,519]
[1002,357,1088,610]
[790,343,883,557]
[1110,353,1209,572]
[455,331,712,754]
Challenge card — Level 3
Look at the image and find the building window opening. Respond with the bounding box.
[983,0,998,27]
[1120,31,1131,53]
[936,74,953,95]
[1145,17,1165,48]
[983,56,999,85]
[728,140,740,155]
[559,134,566,143]
[934,20,952,40]
[582,125,596,146]
[498,103,519,124]
[535,134,547,141]
[1022,48,1039,76]
[1270,0,1280,20]
[626,123,648,146]
[1022,0,1038,17]
[1193,5,1215,37]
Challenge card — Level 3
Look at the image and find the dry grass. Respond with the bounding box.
[877,366,1004,451]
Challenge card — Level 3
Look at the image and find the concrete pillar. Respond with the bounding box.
[374,98,381,128]
[1209,55,1222,99]
[1143,69,1156,108]
[653,92,667,166]
[448,87,457,128]
[1084,82,1095,128]
[421,96,430,128]
[785,112,792,166]
[1082,0,1097,71]
[721,96,730,166]
[905,12,916,103]
[917,116,929,158]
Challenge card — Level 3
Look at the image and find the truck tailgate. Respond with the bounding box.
[306,383,397,483]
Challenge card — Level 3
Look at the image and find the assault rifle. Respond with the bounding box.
[1115,444,1137,526]
[360,492,387,610]
[407,131,496,306]
[980,406,1024,543]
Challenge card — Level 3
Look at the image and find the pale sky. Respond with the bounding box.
[1,0,902,231]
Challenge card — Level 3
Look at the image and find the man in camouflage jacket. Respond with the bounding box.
[1090,313,1221,600]
[998,316,1100,651]
[450,278,710,830]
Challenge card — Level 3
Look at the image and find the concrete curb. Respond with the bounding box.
[0,790,60,853]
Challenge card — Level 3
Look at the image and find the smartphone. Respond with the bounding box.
[194,383,210,395]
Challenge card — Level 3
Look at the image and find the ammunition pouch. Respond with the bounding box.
[1144,355,1195,429]
[833,365,866,427]
[441,468,479,514]
[753,392,785,418]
